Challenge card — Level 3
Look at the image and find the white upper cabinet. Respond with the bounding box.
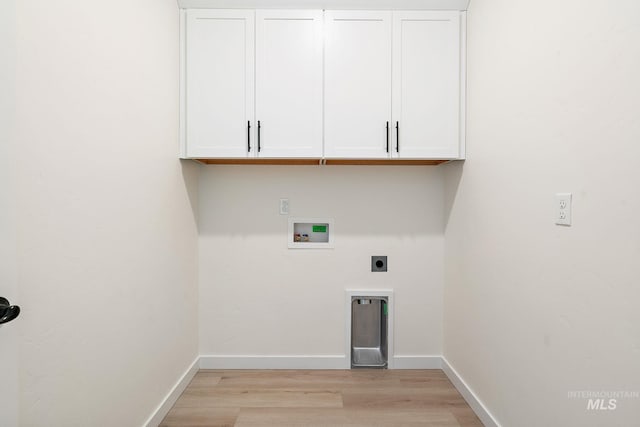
[325,10,463,160]
[392,11,461,159]
[324,11,392,159]
[255,10,323,158]
[185,10,254,158]
[181,7,466,161]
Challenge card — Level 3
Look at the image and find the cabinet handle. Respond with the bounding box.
[258,120,261,152]
[395,121,400,153]
[247,121,251,152]
[386,121,389,153]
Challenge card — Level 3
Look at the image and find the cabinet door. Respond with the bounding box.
[186,10,254,158]
[324,11,392,159]
[255,10,323,158]
[392,11,461,159]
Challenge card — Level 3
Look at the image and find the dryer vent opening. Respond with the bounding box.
[351,296,388,369]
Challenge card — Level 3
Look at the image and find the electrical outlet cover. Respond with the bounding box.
[371,256,387,272]
[279,198,289,215]
[555,193,572,226]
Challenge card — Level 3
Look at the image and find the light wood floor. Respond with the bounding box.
[160,369,483,426]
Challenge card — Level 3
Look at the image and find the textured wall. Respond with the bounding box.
[199,165,444,361]
[14,1,200,425]
[0,0,19,424]
[444,0,640,425]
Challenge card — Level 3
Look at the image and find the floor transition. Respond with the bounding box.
[160,369,483,426]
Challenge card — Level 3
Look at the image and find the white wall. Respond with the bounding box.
[14,1,199,425]
[444,0,640,425]
[0,1,19,425]
[199,166,444,363]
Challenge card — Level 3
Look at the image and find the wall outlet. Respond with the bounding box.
[279,198,289,215]
[371,256,387,272]
[555,193,572,226]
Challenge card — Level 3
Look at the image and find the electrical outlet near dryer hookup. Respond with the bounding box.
[371,256,387,272]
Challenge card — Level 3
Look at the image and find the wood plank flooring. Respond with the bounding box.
[160,370,483,427]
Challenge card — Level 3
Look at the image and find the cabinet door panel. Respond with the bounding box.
[256,10,323,158]
[324,11,392,159]
[186,10,254,158]
[392,11,460,159]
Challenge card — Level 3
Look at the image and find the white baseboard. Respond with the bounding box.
[144,356,199,427]
[199,355,442,370]
[442,357,501,427]
[199,355,348,369]
[392,355,442,369]
[200,355,442,369]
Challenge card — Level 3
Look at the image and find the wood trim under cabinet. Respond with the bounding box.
[325,159,448,166]
[192,158,450,166]
[194,159,322,165]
